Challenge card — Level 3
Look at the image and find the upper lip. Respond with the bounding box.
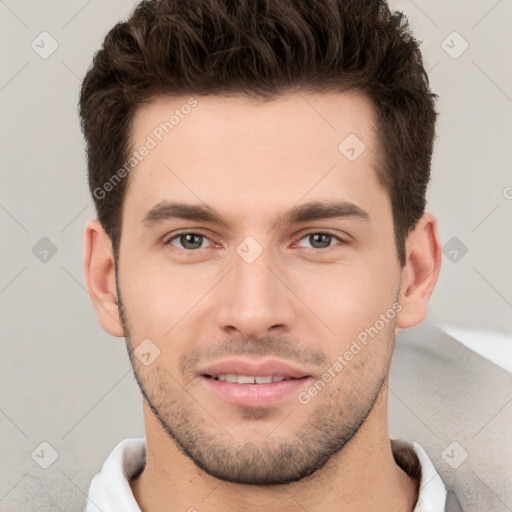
[198,357,311,379]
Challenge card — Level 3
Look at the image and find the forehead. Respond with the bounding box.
[123,92,385,224]
[130,91,376,153]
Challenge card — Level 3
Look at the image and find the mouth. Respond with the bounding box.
[203,374,308,384]
[198,358,313,407]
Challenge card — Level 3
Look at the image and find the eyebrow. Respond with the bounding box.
[141,200,371,230]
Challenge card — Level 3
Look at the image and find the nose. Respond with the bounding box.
[216,245,297,340]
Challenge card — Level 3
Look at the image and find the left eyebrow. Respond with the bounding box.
[279,200,371,226]
[140,200,371,230]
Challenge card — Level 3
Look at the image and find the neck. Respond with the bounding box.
[130,386,419,512]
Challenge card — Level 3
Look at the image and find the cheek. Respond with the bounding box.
[118,257,188,336]
[291,261,399,345]
[120,255,227,351]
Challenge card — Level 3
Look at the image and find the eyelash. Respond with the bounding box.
[163,230,347,252]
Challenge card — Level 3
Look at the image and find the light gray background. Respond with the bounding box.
[1,0,511,510]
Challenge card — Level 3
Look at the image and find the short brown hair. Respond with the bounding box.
[79,0,438,266]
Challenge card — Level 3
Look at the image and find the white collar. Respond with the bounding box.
[407,440,448,511]
[85,438,145,512]
[84,437,447,512]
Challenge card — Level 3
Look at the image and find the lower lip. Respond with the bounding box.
[200,376,312,408]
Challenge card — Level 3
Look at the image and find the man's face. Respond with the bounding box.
[116,92,402,484]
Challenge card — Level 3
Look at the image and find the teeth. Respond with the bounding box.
[238,375,256,384]
[255,376,273,384]
[214,374,288,384]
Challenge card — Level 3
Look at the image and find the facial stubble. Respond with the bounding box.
[115,267,394,485]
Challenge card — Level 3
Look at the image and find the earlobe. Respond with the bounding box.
[396,213,442,329]
[83,219,125,337]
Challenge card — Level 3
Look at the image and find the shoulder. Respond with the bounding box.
[389,322,512,512]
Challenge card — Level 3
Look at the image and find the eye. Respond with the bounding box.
[163,230,347,253]
[165,232,214,251]
[295,231,346,250]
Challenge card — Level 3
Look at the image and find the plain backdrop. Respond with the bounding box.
[0,0,511,510]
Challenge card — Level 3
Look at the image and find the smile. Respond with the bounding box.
[206,374,299,384]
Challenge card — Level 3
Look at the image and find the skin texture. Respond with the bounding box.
[84,92,441,512]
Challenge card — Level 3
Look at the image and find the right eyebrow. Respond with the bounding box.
[141,201,231,229]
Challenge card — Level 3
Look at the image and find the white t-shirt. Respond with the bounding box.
[83,437,447,512]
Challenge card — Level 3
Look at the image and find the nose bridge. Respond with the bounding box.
[234,247,276,305]
[217,237,295,336]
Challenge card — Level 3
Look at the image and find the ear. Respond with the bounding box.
[83,219,125,337]
[396,213,442,328]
